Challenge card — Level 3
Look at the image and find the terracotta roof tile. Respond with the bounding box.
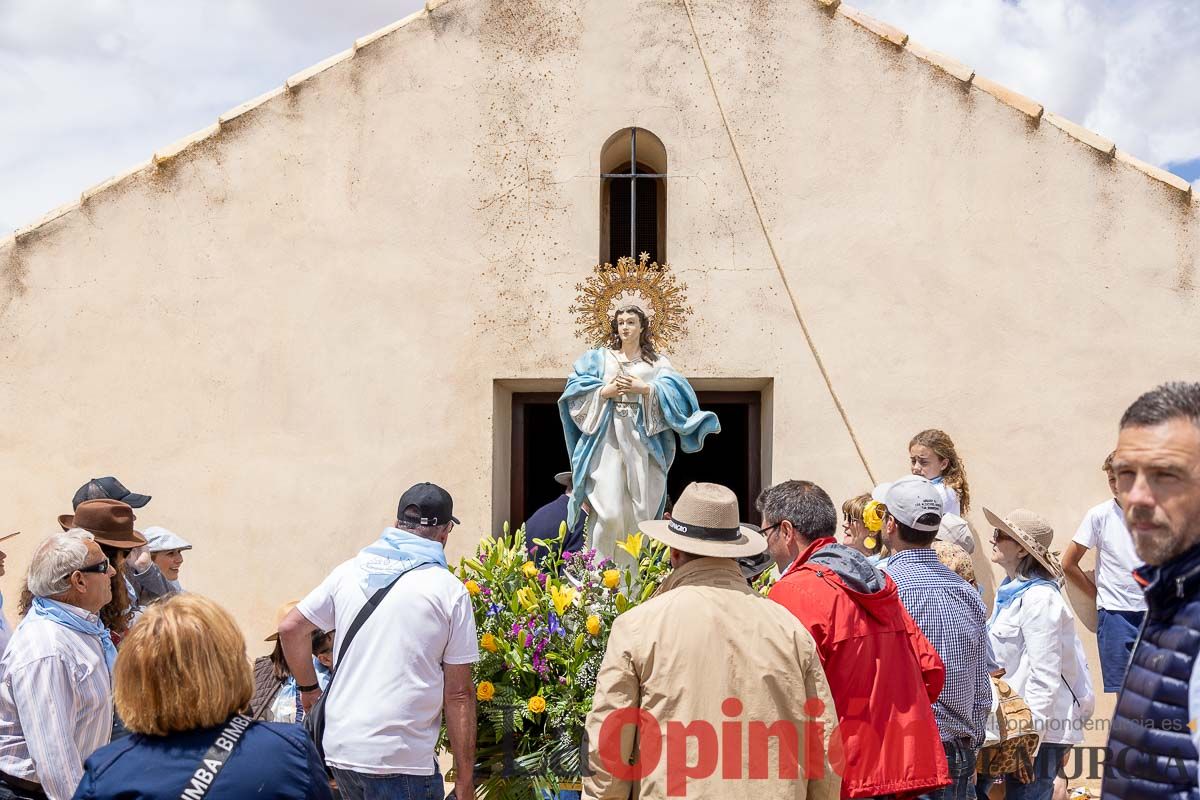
[837,4,908,47]
[972,75,1043,120]
[1116,150,1193,195]
[905,40,974,83]
[218,86,285,126]
[1044,112,1116,157]
[154,123,220,166]
[286,48,356,91]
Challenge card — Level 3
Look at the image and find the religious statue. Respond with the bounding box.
[560,254,719,564]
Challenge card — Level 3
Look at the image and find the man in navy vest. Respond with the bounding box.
[1103,381,1200,799]
[523,471,587,565]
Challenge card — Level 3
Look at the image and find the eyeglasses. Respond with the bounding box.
[760,522,782,540]
[66,559,112,580]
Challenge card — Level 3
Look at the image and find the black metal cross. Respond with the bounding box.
[601,128,665,261]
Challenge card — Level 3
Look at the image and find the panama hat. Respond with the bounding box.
[58,499,147,548]
[638,482,766,558]
[265,600,301,642]
[983,507,1063,580]
[554,471,572,487]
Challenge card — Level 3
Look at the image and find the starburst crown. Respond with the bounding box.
[568,253,693,350]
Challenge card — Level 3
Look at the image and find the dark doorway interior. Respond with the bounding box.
[510,391,762,529]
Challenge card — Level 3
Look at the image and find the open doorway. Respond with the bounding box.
[509,391,763,528]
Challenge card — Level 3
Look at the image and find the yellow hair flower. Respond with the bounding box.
[862,501,884,533]
[481,633,498,653]
[527,695,547,713]
[477,681,495,701]
[616,533,644,560]
[550,584,577,616]
[586,615,602,636]
[522,561,539,579]
[464,580,481,596]
[602,569,620,589]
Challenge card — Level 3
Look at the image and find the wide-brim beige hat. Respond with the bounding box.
[983,507,1063,579]
[264,600,300,642]
[639,482,766,558]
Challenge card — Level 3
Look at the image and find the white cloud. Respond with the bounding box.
[853,0,1200,172]
[0,0,423,234]
[2,1,1197,233]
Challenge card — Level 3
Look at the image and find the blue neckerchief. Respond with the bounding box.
[992,576,1058,622]
[28,597,117,672]
[930,476,944,485]
[356,527,447,594]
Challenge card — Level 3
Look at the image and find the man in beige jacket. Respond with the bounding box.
[583,482,840,800]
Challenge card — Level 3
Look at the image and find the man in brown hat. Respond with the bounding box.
[583,482,839,800]
[58,500,147,638]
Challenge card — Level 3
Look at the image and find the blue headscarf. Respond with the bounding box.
[27,597,118,672]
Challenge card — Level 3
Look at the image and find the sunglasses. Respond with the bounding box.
[991,530,1013,545]
[66,559,112,580]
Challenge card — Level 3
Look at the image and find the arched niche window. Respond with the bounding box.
[600,128,666,264]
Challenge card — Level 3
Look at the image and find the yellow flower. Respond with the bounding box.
[464,580,481,596]
[477,682,495,701]
[862,501,884,533]
[616,533,644,560]
[550,584,577,616]
[522,561,539,579]
[481,633,498,652]
[558,520,568,539]
[602,569,620,589]
[516,587,537,611]
[586,615,602,636]
[527,695,547,713]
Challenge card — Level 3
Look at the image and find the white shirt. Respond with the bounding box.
[988,584,1095,746]
[297,558,478,775]
[0,607,113,800]
[933,480,961,516]
[1072,499,1147,612]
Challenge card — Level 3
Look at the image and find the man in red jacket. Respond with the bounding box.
[760,480,950,799]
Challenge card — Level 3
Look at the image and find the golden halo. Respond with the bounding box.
[568,253,693,350]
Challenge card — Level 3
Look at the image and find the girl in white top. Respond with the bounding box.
[981,507,1095,800]
[909,429,970,516]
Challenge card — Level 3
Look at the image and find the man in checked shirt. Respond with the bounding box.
[877,476,991,800]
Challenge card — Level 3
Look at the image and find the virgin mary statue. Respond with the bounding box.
[558,304,719,564]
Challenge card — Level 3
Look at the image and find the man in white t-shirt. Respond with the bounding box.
[1062,451,1147,692]
[279,483,479,800]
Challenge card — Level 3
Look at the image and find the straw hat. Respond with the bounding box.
[264,600,300,642]
[554,471,573,487]
[638,483,766,558]
[983,507,1063,579]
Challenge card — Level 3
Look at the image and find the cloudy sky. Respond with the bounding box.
[2,0,1197,235]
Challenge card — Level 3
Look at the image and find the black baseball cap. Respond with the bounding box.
[72,476,151,510]
[397,483,460,526]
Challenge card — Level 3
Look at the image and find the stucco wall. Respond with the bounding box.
[1,0,1196,760]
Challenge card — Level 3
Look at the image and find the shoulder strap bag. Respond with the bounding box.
[176,713,255,799]
[303,562,425,759]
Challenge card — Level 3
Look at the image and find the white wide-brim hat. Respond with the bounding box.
[142,525,193,554]
[983,507,1063,580]
[638,482,766,558]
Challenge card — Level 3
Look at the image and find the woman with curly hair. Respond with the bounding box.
[909,428,971,515]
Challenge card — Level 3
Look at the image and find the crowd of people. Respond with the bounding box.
[0,380,1197,800]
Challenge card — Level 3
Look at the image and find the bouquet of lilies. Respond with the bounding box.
[449,522,670,800]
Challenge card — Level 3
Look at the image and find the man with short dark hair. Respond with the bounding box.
[878,476,989,800]
[760,479,949,799]
[279,483,478,800]
[1102,382,1200,800]
[523,471,587,565]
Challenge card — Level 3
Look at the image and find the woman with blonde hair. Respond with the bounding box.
[909,428,971,515]
[71,594,332,799]
[840,493,886,564]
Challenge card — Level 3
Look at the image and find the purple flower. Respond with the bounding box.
[487,603,503,617]
[547,613,565,637]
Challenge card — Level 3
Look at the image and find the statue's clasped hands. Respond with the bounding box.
[602,375,650,398]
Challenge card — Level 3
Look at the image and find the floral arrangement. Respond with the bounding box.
[449,522,671,800]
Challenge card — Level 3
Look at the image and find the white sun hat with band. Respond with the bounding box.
[983,507,1064,579]
[638,482,766,557]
